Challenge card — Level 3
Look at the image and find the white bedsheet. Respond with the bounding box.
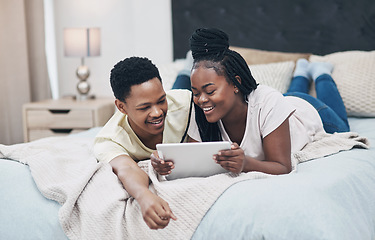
[193,117,375,240]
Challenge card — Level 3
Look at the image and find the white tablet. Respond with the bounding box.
[156,141,231,180]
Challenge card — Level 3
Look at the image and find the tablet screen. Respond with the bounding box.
[156,141,231,180]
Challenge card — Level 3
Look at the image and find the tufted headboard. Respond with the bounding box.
[172,0,375,59]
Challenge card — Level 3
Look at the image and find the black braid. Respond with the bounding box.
[194,104,222,142]
[190,28,229,60]
[223,50,258,101]
[189,28,258,142]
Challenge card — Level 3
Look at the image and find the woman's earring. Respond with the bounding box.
[235,89,239,93]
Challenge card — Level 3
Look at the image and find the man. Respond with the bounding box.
[94,57,191,229]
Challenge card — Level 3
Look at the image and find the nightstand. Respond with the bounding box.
[23,98,115,142]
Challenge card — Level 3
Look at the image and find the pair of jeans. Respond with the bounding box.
[172,74,191,90]
[284,74,350,133]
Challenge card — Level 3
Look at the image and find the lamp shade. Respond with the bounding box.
[64,28,101,57]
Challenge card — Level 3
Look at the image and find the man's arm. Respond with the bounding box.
[110,155,176,229]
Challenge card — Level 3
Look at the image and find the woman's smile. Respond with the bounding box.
[202,105,214,113]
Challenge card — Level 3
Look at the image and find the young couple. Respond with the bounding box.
[94,28,349,230]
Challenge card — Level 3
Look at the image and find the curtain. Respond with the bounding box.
[0,0,51,144]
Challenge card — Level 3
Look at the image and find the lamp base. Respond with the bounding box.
[76,64,92,101]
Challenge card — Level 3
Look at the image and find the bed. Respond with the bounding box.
[1,0,375,239]
[1,117,374,239]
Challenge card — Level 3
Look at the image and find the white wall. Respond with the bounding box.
[54,0,173,98]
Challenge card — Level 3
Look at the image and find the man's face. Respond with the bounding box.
[116,77,168,141]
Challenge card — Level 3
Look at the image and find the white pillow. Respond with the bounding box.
[310,51,375,117]
[249,61,295,93]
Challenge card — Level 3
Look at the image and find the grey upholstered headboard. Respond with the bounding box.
[172,0,375,59]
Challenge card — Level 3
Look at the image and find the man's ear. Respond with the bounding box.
[115,99,127,115]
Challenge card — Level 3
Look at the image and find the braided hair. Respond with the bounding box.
[190,28,258,142]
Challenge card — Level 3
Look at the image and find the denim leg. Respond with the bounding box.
[172,74,191,90]
[284,92,350,133]
[315,74,349,130]
[286,76,310,94]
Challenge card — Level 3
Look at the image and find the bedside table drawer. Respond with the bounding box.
[28,129,86,141]
[26,109,94,129]
[23,98,115,142]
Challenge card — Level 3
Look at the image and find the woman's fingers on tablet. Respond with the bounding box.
[217,160,234,171]
[215,142,240,158]
[217,160,242,173]
[231,142,240,149]
[215,144,245,173]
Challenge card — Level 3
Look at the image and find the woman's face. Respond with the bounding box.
[116,77,168,140]
[191,65,239,123]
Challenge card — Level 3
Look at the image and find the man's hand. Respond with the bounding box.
[110,155,176,229]
[137,190,177,229]
[151,151,174,175]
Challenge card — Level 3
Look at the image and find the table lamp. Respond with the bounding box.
[64,28,101,100]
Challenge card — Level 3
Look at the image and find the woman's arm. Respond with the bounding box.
[245,118,292,174]
[110,155,176,229]
[215,119,292,175]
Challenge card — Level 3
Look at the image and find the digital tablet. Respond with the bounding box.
[156,141,231,180]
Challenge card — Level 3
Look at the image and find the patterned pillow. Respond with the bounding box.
[249,61,295,93]
[310,51,375,117]
[230,46,311,65]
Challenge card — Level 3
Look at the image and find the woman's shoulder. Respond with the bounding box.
[249,84,284,105]
[253,84,282,94]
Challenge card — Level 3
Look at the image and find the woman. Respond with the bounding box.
[153,28,349,176]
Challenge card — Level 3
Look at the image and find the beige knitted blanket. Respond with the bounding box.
[0,132,369,240]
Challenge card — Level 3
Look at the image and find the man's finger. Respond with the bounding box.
[161,202,177,221]
[170,211,177,221]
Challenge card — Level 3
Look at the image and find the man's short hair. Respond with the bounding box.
[110,57,162,101]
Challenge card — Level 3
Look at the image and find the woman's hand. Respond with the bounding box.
[150,151,174,175]
[213,143,245,174]
[137,190,177,229]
